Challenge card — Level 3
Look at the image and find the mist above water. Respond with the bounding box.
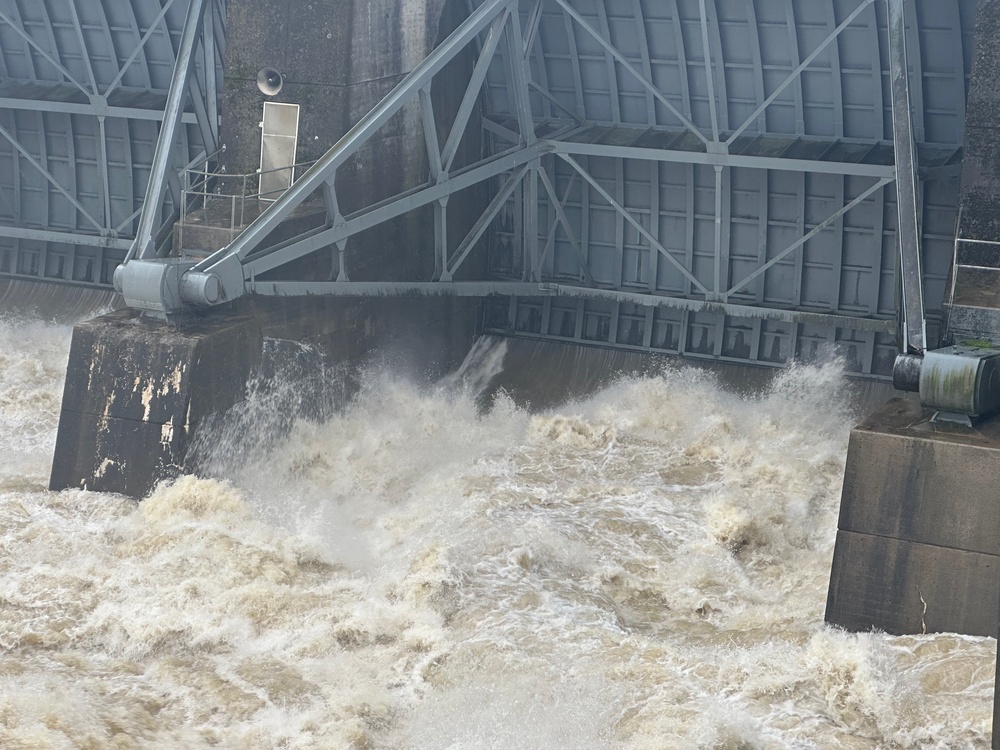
[0,316,992,748]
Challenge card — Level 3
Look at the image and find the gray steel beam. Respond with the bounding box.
[248,279,895,334]
[558,152,710,295]
[594,0,621,124]
[203,0,220,146]
[822,3,846,138]
[525,165,540,279]
[713,166,723,294]
[126,0,208,263]
[0,95,199,123]
[0,267,117,291]
[831,175,846,311]
[698,0,721,141]
[528,82,583,124]
[903,3,926,143]
[727,177,893,298]
[743,0,768,135]
[887,0,927,353]
[684,165,695,296]
[523,0,544,60]
[545,139,896,178]
[0,9,90,96]
[0,121,104,231]
[105,0,179,96]
[793,173,806,306]
[871,171,888,316]
[65,0,98,95]
[783,0,806,135]
[243,146,540,278]
[527,5,555,121]
[631,0,656,127]
[504,6,537,145]
[215,0,510,268]
[0,224,132,250]
[649,160,659,292]
[537,167,594,283]
[753,171,769,303]
[949,2,968,143]
[96,117,113,230]
[562,7,586,122]
[442,10,509,172]
[613,158,624,288]
[445,165,528,280]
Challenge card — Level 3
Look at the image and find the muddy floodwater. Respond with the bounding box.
[0,315,993,748]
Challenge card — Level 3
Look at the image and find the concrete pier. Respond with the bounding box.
[825,398,1000,636]
[50,295,478,498]
[50,310,263,497]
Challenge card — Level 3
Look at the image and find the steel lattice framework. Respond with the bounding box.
[0,0,224,288]
[0,0,977,377]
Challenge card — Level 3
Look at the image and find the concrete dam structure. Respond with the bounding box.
[4,0,1000,694]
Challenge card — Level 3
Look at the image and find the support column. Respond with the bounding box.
[50,310,263,497]
[826,0,1000,643]
[825,398,1000,637]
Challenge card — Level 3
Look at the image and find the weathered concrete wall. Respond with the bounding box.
[219,0,486,356]
[825,398,1000,636]
[51,294,479,498]
[50,310,264,496]
[219,0,485,282]
[947,0,1000,341]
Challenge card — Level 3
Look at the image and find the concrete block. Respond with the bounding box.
[58,310,263,426]
[49,409,189,498]
[50,295,481,499]
[826,398,1000,635]
[839,398,1000,555]
[50,310,264,497]
[826,529,1000,637]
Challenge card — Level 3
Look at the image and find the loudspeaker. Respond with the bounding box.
[256,67,283,96]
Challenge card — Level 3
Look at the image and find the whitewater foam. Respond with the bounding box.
[0,317,993,748]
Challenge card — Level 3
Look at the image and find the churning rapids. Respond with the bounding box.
[0,314,994,749]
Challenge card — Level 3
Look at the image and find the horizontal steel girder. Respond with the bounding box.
[0,224,131,250]
[546,139,896,178]
[0,95,199,124]
[248,279,895,335]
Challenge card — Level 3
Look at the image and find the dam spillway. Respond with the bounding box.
[4,0,1000,744]
[0,0,974,364]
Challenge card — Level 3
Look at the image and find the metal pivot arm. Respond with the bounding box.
[177,0,514,308]
[887,0,926,355]
[884,0,997,421]
[119,0,207,268]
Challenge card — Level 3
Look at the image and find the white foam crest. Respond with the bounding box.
[0,347,993,747]
[0,477,463,748]
[0,317,72,482]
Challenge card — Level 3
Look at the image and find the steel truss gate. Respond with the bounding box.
[0,0,976,378]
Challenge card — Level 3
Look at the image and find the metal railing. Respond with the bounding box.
[179,155,318,243]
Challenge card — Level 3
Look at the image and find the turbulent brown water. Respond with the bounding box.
[0,315,994,749]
